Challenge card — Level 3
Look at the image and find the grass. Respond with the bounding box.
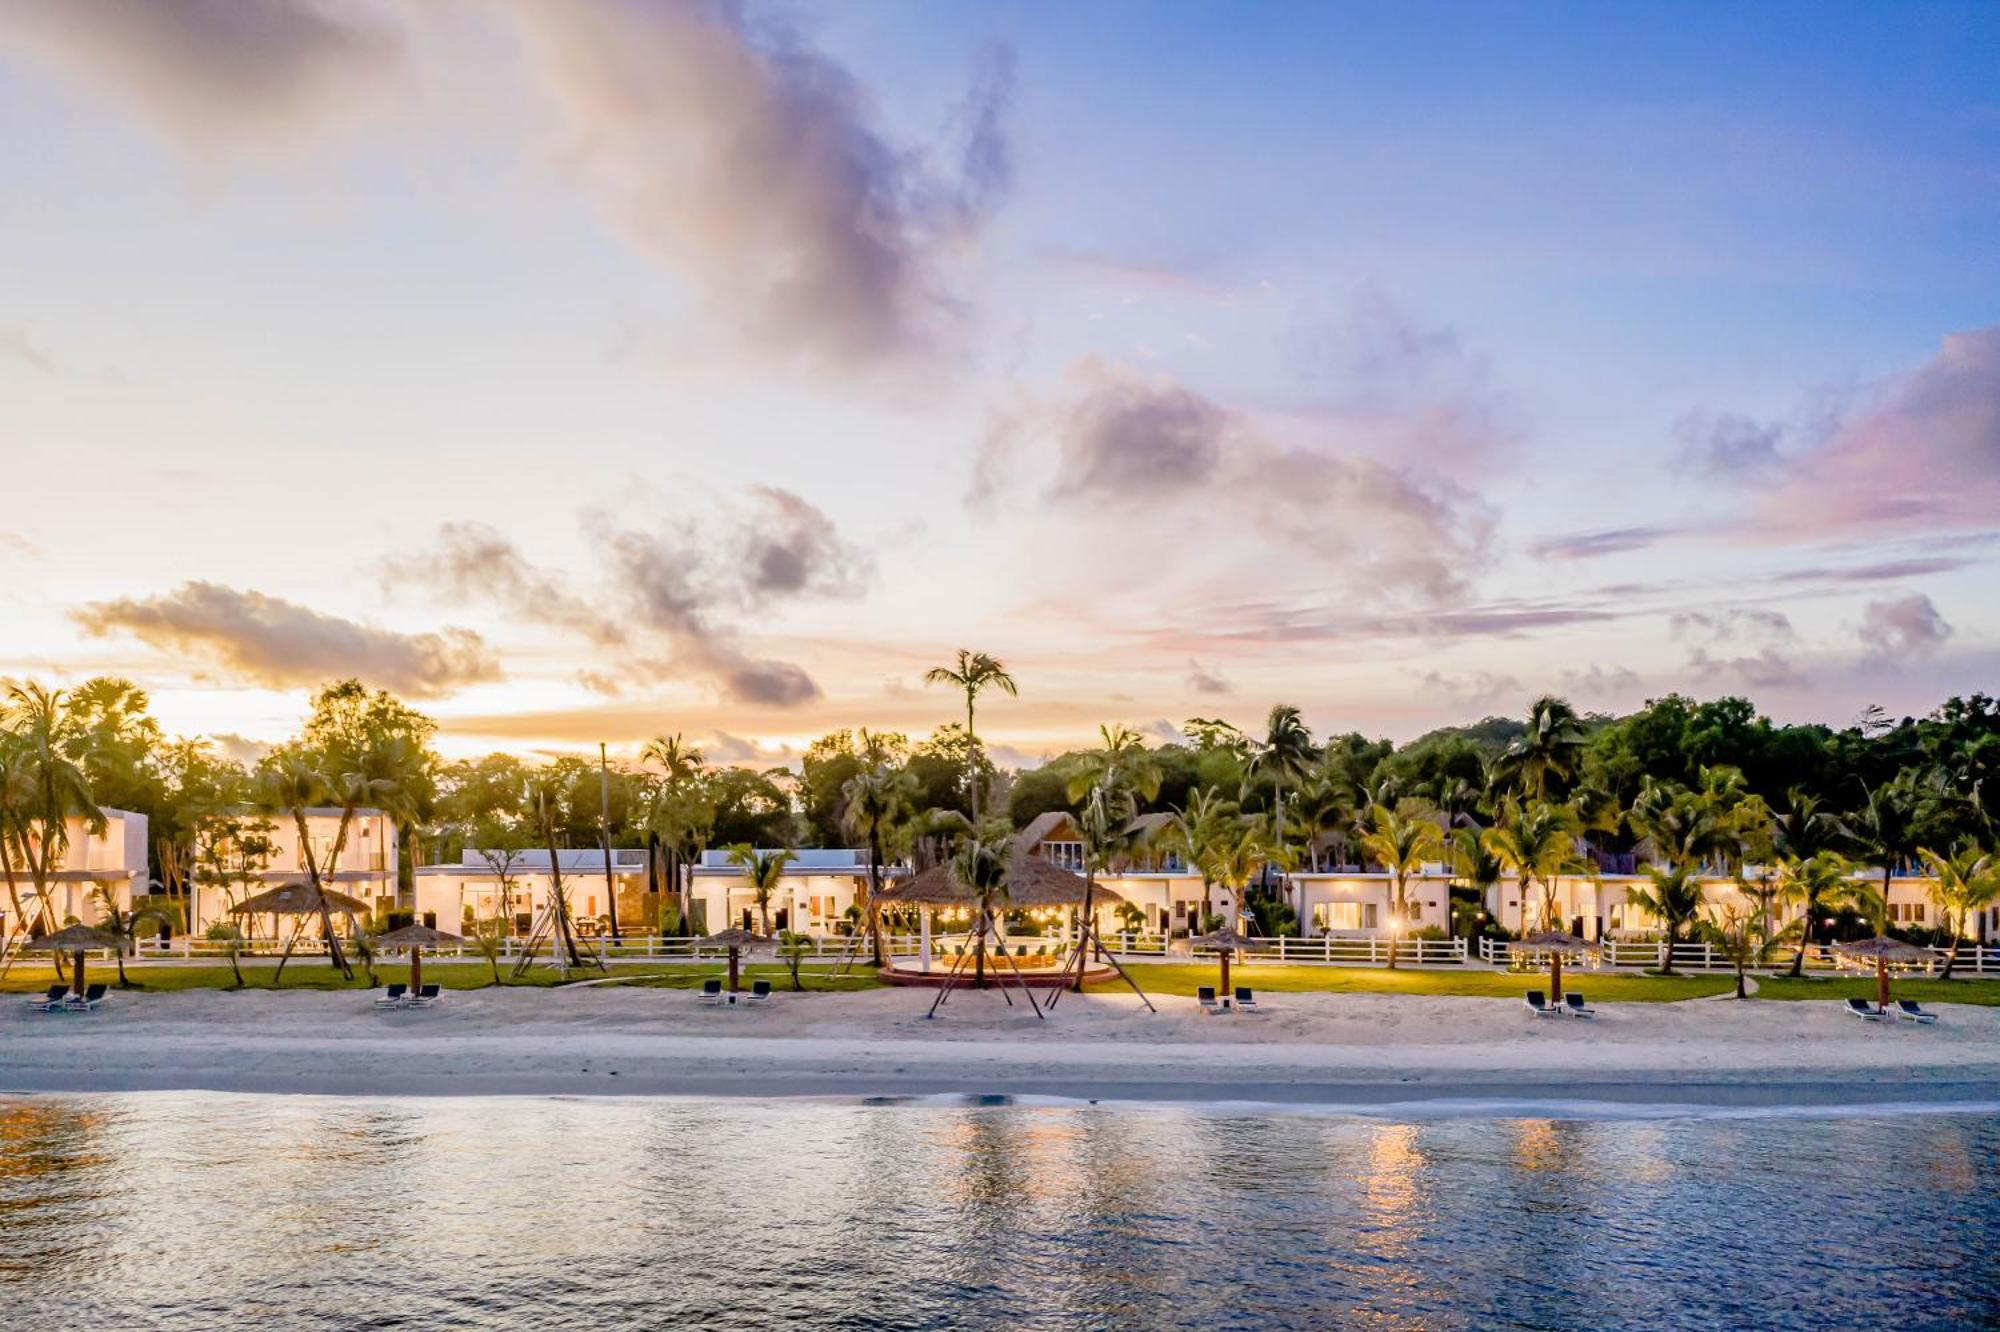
[607,964,882,993]
[1091,963,1736,1002]
[1753,975,2000,1007]
[0,959,715,993]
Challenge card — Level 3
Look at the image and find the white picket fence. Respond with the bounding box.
[1476,935,2000,975]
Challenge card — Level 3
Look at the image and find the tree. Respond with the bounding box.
[776,929,812,991]
[726,844,795,935]
[840,737,918,966]
[923,651,1017,820]
[1698,901,1773,999]
[1918,844,2000,979]
[1357,803,1445,968]
[1493,696,1587,801]
[1168,786,1237,928]
[1626,863,1704,973]
[1843,775,1930,928]
[1777,851,1854,977]
[514,769,591,976]
[89,884,178,988]
[1481,800,1584,933]
[1,682,106,981]
[1206,817,1270,934]
[1249,705,1316,920]
[469,916,508,986]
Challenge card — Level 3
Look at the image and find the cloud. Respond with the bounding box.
[1857,594,1953,657]
[1758,325,2000,535]
[1411,669,1521,711]
[73,582,497,697]
[1528,525,1684,561]
[0,327,57,374]
[1560,663,1642,701]
[996,359,1496,604]
[509,0,1012,368]
[1283,286,1523,469]
[1185,660,1232,695]
[704,729,797,766]
[387,487,868,707]
[1672,411,1787,480]
[1773,556,1975,585]
[1670,607,1801,688]
[0,0,400,146]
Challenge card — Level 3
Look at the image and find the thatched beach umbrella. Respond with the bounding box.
[1834,934,1933,1011]
[375,924,463,997]
[229,882,371,922]
[1518,930,1595,1003]
[696,927,768,993]
[1191,925,1256,1001]
[26,923,121,997]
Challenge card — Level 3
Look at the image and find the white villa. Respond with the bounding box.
[689,849,875,936]
[187,807,399,935]
[413,847,648,935]
[0,807,150,935]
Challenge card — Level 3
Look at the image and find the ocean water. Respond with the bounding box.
[0,1093,1996,1330]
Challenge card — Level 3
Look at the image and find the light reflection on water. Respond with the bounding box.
[0,1094,1995,1330]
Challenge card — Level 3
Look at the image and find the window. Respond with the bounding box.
[1044,841,1084,871]
[1889,902,1928,924]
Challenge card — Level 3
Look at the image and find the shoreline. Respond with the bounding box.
[7,986,1997,1114]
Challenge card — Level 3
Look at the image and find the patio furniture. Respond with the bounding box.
[374,983,409,1009]
[746,979,773,1004]
[699,979,724,1005]
[406,983,443,1008]
[26,984,66,1011]
[1845,997,1886,1021]
[1524,990,1560,1018]
[64,983,109,1011]
[1893,999,1938,1025]
[1234,986,1259,1012]
[1563,992,1596,1018]
[1196,985,1223,1014]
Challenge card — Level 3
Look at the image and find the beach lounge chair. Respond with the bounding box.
[26,984,66,1011]
[1563,992,1596,1018]
[63,983,108,1012]
[699,979,723,1005]
[1234,986,1259,1012]
[746,979,772,1004]
[406,984,442,1009]
[1893,999,1938,1025]
[1845,997,1886,1021]
[374,983,408,1009]
[1524,990,1561,1018]
[1196,985,1222,1014]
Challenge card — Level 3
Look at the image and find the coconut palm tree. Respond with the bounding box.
[1480,799,1584,933]
[1918,844,2000,979]
[923,650,1017,819]
[1697,901,1771,999]
[1205,817,1269,934]
[1844,776,1928,931]
[1358,803,1445,968]
[840,746,918,965]
[1168,786,1237,929]
[1492,695,1587,801]
[89,884,179,988]
[1249,705,1316,920]
[1626,863,1705,974]
[0,683,105,959]
[1777,851,1854,976]
[726,843,796,935]
[1448,825,1503,938]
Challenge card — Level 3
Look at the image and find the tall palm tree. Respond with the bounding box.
[1481,799,1584,933]
[1250,705,1316,913]
[1,683,104,955]
[1843,777,1927,929]
[1205,817,1269,934]
[1448,824,1504,940]
[1168,786,1237,929]
[1626,862,1704,973]
[1357,804,1445,968]
[514,769,591,975]
[726,843,796,935]
[640,733,705,788]
[923,650,1017,819]
[641,733,706,928]
[841,745,918,966]
[1777,851,1853,976]
[1493,695,1587,801]
[1918,844,2000,979]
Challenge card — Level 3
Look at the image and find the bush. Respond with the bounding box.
[1407,925,1448,942]
[204,921,243,942]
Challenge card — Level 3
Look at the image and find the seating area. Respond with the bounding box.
[373,983,442,1010]
[1523,990,1598,1018]
[1893,999,1938,1024]
[1845,998,1887,1021]
[1196,985,1260,1014]
[697,978,774,1007]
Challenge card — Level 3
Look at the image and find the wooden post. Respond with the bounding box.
[72,949,86,999]
[1219,948,1231,1003]
[411,946,423,996]
[1876,956,1888,1012]
[729,947,741,994]
[1550,951,1563,1004]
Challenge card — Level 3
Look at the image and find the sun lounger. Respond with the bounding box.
[1845,997,1886,1021]
[1524,990,1561,1018]
[1893,999,1938,1025]
[26,984,67,1012]
[1563,992,1596,1018]
[405,983,442,1009]
[63,983,108,1012]
[746,979,772,1004]
[699,979,724,1005]
[374,983,408,1009]
[1196,985,1222,1014]
[1234,986,1259,1012]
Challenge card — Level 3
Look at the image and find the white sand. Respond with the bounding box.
[6,984,1998,1108]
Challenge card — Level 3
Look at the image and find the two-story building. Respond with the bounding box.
[187,807,398,935]
[0,807,150,936]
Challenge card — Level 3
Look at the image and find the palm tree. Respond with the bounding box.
[1168,786,1237,930]
[1918,844,2000,979]
[923,650,1017,819]
[1,684,105,960]
[840,743,918,965]
[1697,901,1771,999]
[641,734,705,925]
[1481,800,1584,933]
[1626,863,1705,973]
[1358,804,1445,968]
[513,769,589,976]
[89,884,179,988]
[1250,704,1316,918]
[726,843,795,935]
[1777,851,1854,976]
[1844,777,1927,931]
[1492,695,1586,801]
[1448,825,1502,939]
[1205,817,1269,935]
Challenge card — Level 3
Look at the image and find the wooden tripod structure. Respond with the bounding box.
[1041,910,1156,1013]
[924,907,1045,1020]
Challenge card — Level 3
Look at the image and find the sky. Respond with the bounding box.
[0,0,1996,766]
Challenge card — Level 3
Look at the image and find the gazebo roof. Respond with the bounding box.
[1517,930,1596,954]
[1833,934,1933,962]
[1189,926,1258,952]
[875,856,1126,908]
[230,883,371,916]
[375,924,463,949]
[24,923,120,953]
[695,928,768,950]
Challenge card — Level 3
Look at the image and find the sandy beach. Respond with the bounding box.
[6,984,1998,1109]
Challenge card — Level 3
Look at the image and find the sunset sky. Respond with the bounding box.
[2,1,1996,765]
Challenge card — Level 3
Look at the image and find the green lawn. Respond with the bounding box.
[0,959,702,993]
[1092,963,1736,1002]
[1753,975,2000,1007]
[606,964,882,993]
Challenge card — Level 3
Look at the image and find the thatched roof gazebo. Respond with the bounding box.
[25,923,120,998]
[1190,925,1258,1001]
[376,924,463,997]
[1834,934,1934,1010]
[229,883,371,918]
[875,857,1126,909]
[696,927,769,993]
[1515,930,1596,1003]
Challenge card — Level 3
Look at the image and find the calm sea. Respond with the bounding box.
[0,1092,1995,1330]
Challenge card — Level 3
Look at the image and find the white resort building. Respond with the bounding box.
[185,807,399,935]
[0,807,150,935]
